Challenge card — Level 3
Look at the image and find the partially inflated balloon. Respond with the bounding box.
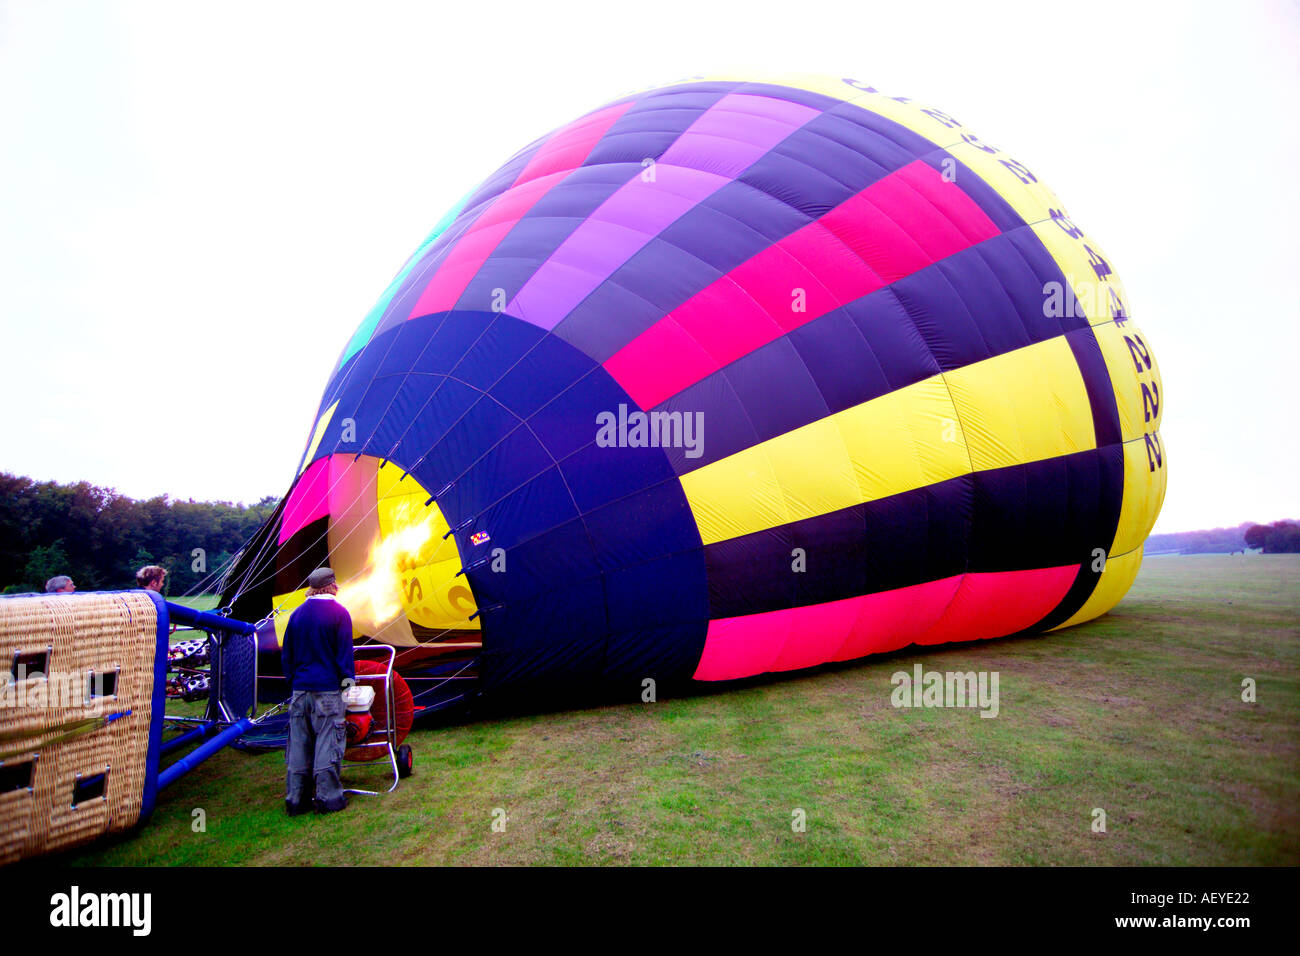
[225,74,1165,704]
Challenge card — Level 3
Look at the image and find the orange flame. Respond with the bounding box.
[337,502,439,632]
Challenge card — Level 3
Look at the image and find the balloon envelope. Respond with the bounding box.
[225,74,1166,704]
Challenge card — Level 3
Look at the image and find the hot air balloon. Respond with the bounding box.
[222,73,1165,715]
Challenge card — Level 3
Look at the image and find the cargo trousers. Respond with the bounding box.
[285,689,347,811]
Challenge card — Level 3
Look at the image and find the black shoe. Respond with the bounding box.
[285,800,312,817]
[314,795,348,814]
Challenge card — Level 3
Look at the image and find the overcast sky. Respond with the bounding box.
[2,0,1297,534]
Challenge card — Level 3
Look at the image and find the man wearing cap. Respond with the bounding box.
[282,567,355,815]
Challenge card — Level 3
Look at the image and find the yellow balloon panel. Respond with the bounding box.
[375,463,480,633]
[1095,323,1165,441]
[1052,545,1145,631]
[943,336,1095,471]
[271,588,308,646]
[1031,221,1134,329]
[296,401,338,477]
[1112,433,1169,557]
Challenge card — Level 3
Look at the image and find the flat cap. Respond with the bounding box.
[307,567,336,589]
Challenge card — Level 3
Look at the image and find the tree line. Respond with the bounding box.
[1145,520,1300,555]
[1243,520,1300,554]
[0,472,276,596]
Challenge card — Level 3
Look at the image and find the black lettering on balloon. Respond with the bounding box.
[1049,208,1084,239]
[1123,334,1152,372]
[1144,432,1163,472]
[1109,286,1128,326]
[961,131,998,154]
[1142,382,1160,423]
[922,107,962,128]
[1085,245,1112,282]
[999,157,1037,184]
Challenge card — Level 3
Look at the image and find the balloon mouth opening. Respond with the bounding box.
[338,502,449,632]
[271,458,480,648]
[339,491,480,643]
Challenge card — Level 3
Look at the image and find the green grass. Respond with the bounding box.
[74,555,1299,866]
[167,593,219,612]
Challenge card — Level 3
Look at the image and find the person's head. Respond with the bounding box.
[136,565,167,592]
[45,575,75,594]
[305,567,338,597]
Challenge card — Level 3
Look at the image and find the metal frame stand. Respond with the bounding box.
[156,602,261,789]
[342,644,401,796]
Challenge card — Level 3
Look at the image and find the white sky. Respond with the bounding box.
[1,0,1297,534]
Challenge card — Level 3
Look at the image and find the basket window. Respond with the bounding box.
[72,771,107,806]
[11,650,49,681]
[87,670,118,699]
[0,761,34,794]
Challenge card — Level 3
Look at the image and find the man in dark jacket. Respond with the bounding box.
[282,567,355,815]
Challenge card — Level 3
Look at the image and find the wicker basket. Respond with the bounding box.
[0,591,164,864]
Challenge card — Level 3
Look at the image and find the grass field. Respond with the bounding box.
[73,555,1299,866]
[167,593,219,612]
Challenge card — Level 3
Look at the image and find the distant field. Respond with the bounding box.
[168,593,219,612]
[74,555,1299,866]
